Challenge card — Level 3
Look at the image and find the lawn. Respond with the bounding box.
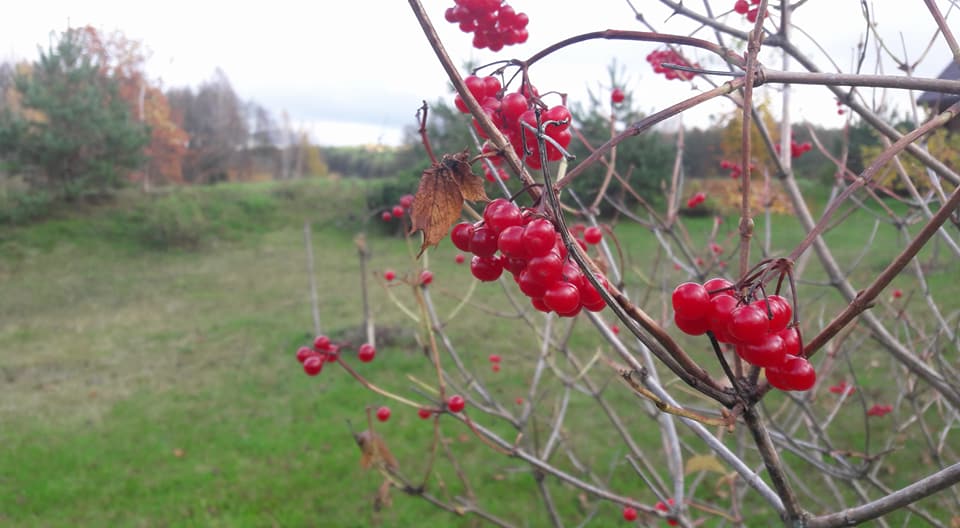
[0,178,956,526]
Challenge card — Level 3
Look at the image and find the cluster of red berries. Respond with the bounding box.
[719,160,743,179]
[733,0,765,22]
[656,499,679,526]
[828,380,855,395]
[382,193,414,222]
[295,336,378,376]
[454,75,572,170]
[775,139,813,159]
[444,0,529,51]
[450,198,609,317]
[866,404,893,417]
[671,279,816,391]
[686,192,706,208]
[836,99,846,115]
[489,353,501,372]
[646,49,698,81]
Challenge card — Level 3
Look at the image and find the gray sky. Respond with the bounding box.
[1,1,954,146]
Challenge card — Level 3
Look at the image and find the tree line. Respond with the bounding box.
[0,26,327,207]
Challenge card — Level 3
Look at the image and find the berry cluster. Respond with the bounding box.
[295,335,375,376]
[719,160,743,179]
[828,380,855,395]
[382,193,415,222]
[489,353,501,372]
[866,404,893,417]
[454,75,572,170]
[733,0,765,22]
[655,499,679,526]
[836,99,846,115]
[444,0,529,51]
[671,279,816,391]
[686,192,706,208]
[646,49,698,81]
[775,139,813,159]
[451,198,609,317]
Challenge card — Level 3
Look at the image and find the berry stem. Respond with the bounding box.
[335,357,423,409]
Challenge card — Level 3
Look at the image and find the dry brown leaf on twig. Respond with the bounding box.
[410,150,488,257]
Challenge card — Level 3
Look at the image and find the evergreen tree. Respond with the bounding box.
[0,28,149,198]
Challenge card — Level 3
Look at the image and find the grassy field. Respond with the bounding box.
[0,179,956,527]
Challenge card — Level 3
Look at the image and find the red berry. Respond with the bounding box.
[399,194,414,209]
[610,324,620,335]
[728,304,770,344]
[766,356,816,391]
[779,327,801,356]
[384,270,396,282]
[734,0,749,14]
[583,226,603,245]
[471,255,504,282]
[447,395,466,413]
[483,198,523,234]
[497,225,528,258]
[488,354,502,363]
[522,218,556,257]
[500,93,528,124]
[420,270,434,285]
[451,222,475,252]
[706,294,739,342]
[296,346,314,364]
[736,333,786,368]
[469,226,499,257]
[376,406,391,422]
[703,277,734,297]
[303,355,324,376]
[381,211,392,221]
[455,254,466,264]
[753,295,792,332]
[492,363,501,373]
[544,282,581,314]
[675,313,710,336]
[545,105,572,131]
[671,282,711,320]
[622,506,638,521]
[418,408,432,419]
[611,88,626,104]
[392,205,404,218]
[358,343,376,362]
[313,335,331,351]
[892,288,903,299]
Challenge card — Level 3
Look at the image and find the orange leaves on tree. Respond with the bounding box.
[410,150,489,256]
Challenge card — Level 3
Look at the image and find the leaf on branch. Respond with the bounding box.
[354,429,398,474]
[410,150,488,257]
[685,454,726,475]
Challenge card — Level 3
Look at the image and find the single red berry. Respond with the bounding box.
[728,304,770,344]
[303,355,324,376]
[420,270,434,285]
[455,253,466,264]
[515,397,524,405]
[399,194,414,209]
[544,282,581,314]
[583,226,603,245]
[703,277,734,297]
[892,288,903,299]
[418,408,432,419]
[706,294,739,342]
[451,222,475,252]
[766,356,816,391]
[674,312,710,335]
[736,333,787,368]
[753,295,792,332]
[671,282,711,320]
[381,211,392,221]
[611,88,626,104]
[469,225,499,257]
[392,205,404,218]
[358,343,376,363]
[384,270,396,282]
[376,406,391,422]
[313,335,331,351]
[622,506,638,521]
[296,346,314,364]
[522,218,556,258]
[447,395,466,413]
[483,198,523,234]
[610,324,620,335]
[489,354,502,363]
[492,363,501,373]
[470,255,504,282]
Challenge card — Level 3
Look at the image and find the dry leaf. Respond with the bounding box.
[685,454,726,475]
[374,479,393,511]
[410,150,488,257]
[354,429,398,474]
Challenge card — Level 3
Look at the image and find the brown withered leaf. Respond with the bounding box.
[354,429,398,474]
[410,150,488,257]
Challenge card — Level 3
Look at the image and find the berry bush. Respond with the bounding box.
[299,1,960,526]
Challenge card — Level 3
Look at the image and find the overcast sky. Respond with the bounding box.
[1,1,954,146]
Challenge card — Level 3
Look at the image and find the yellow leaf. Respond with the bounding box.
[685,454,726,475]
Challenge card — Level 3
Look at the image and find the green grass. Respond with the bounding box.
[0,179,956,526]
